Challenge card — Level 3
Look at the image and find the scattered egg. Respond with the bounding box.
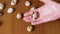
[25,1,30,6]
[30,7,35,11]
[16,13,22,19]
[0,3,4,10]
[11,0,17,6]
[27,26,33,32]
[7,7,14,14]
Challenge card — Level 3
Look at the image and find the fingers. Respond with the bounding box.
[23,15,32,22]
[39,0,52,3]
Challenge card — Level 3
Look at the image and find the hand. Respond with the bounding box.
[23,0,60,25]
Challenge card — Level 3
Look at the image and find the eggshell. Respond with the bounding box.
[0,3,4,10]
[11,0,17,6]
[27,26,33,32]
[16,13,22,19]
[30,7,35,10]
[25,1,30,6]
[7,7,14,14]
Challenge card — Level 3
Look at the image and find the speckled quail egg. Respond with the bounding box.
[32,12,38,20]
[7,7,14,14]
[30,7,35,11]
[11,0,17,6]
[27,26,33,32]
[16,13,22,19]
[25,1,30,7]
[0,3,4,10]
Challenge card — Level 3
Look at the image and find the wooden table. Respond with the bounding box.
[0,0,60,34]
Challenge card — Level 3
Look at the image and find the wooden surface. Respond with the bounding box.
[0,0,60,34]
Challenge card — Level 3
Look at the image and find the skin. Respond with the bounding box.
[23,0,60,25]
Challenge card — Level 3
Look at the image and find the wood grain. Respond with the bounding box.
[0,0,60,34]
